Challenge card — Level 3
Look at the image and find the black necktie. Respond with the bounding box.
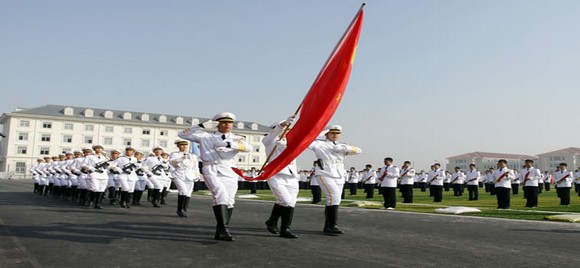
[222,134,226,140]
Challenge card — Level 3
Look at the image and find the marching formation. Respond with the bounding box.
[29,140,199,216]
[28,111,579,243]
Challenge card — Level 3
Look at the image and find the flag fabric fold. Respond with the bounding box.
[234,5,365,181]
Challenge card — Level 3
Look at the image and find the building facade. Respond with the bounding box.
[535,147,580,172]
[0,105,269,178]
[446,151,537,171]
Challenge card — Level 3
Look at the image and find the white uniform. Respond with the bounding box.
[169,151,200,197]
[134,160,148,191]
[263,125,299,207]
[521,167,541,187]
[399,167,415,186]
[179,126,251,208]
[113,156,139,193]
[379,165,400,188]
[347,171,359,184]
[427,169,444,186]
[465,170,480,185]
[493,167,514,188]
[82,154,110,192]
[308,139,362,206]
[144,156,167,190]
[451,171,465,184]
[361,170,376,184]
[30,163,41,185]
[554,170,573,188]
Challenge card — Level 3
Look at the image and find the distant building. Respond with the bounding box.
[536,147,580,172]
[0,105,269,178]
[446,151,537,171]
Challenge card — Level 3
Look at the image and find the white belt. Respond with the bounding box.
[203,159,234,166]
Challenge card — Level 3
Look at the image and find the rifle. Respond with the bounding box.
[122,163,137,174]
[151,164,164,176]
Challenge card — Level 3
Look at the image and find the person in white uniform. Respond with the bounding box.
[347,167,359,195]
[378,157,399,209]
[399,161,415,203]
[262,117,300,238]
[308,125,362,235]
[493,159,515,209]
[30,158,44,194]
[428,163,445,202]
[521,159,541,208]
[169,139,200,217]
[465,164,481,201]
[82,145,110,209]
[179,112,251,241]
[451,167,465,196]
[554,163,573,206]
[112,147,139,208]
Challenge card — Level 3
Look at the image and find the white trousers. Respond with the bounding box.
[33,175,40,184]
[118,176,136,193]
[135,179,147,191]
[267,176,299,207]
[203,165,238,208]
[318,176,344,206]
[89,178,108,192]
[173,178,194,197]
[69,175,79,187]
[147,175,164,189]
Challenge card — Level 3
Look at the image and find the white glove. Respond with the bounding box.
[199,120,219,129]
[284,115,296,125]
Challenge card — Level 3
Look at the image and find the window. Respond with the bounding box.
[123,139,132,146]
[61,148,71,154]
[104,110,113,118]
[84,136,93,144]
[18,132,28,141]
[104,137,113,145]
[252,136,261,142]
[159,140,168,148]
[41,134,51,142]
[63,135,73,143]
[123,112,132,120]
[124,127,132,134]
[17,146,27,154]
[238,156,246,163]
[159,115,167,123]
[20,120,30,127]
[85,124,94,131]
[254,147,260,153]
[64,123,74,130]
[141,139,150,147]
[42,122,52,129]
[104,126,114,133]
[63,107,74,116]
[160,130,168,136]
[84,109,94,117]
[40,147,50,155]
[176,117,184,124]
[142,129,151,135]
[15,162,26,173]
[252,156,260,163]
[141,114,149,121]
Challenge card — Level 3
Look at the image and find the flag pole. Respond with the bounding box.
[258,3,365,174]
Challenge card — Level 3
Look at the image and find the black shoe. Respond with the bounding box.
[265,204,283,234]
[151,189,161,207]
[323,205,344,234]
[176,195,187,217]
[279,207,298,239]
[213,205,234,241]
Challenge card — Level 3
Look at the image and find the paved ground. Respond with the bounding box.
[1,179,580,268]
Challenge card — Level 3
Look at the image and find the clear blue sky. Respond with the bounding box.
[2,0,580,170]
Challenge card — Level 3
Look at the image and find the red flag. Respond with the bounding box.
[234,4,365,181]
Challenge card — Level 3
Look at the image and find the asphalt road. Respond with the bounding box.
[1,179,579,268]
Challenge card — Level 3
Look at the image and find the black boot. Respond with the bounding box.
[131,191,138,205]
[126,193,132,208]
[33,183,39,193]
[151,189,160,207]
[183,196,190,212]
[108,187,117,205]
[160,187,167,205]
[212,205,234,241]
[135,191,143,205]
[176,195,187,217]
[265,204,283,234]
[94,192,103,209]
[120,191,128,208]
[226,208,233,226]
[323,205,344,234]
[79,189,86,205]
[147,188,152,202]
[71,186,78,201]
[38,185,45,195]
[280,206,298,239]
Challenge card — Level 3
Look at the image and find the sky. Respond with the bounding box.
[1,0,580,170]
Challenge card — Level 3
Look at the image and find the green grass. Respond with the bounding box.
[193,187,580,221]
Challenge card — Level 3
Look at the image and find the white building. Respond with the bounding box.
[446,151,537,171]
[0,105,269,178]
[536,147,580,172]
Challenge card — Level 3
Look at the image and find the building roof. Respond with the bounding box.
[1,104,270,132]
[447,151,537,160]
[536,147,580,157]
